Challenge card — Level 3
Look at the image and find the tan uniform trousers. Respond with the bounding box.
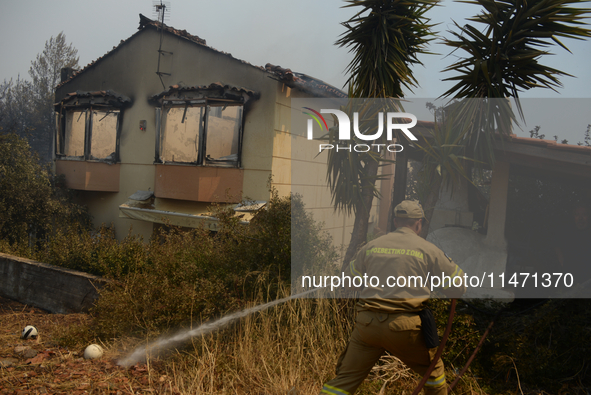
[321,310,446,395]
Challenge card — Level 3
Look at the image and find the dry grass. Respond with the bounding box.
[155,295,355,394]
[126,291,436,395]
[1,294,493,395]
[147,292,496,395]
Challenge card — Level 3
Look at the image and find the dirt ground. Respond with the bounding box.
[0,296,178,395]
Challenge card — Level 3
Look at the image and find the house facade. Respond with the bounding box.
[53,14,358,245]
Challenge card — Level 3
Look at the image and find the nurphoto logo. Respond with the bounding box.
[303,107,418,153]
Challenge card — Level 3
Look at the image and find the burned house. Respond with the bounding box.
[53,14,352,243]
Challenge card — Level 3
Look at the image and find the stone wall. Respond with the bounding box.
[0,253,108,314]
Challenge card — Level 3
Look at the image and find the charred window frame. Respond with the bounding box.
[54,91,131,163]
[156,100,243,167]
[55,107,121,162]
[153,85,259,168]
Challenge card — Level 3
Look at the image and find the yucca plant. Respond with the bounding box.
[325,99,401,216]
[414,0,590,234]
[339,0,439,98]
[331,0,439,266]
[441,0,591,165]
[414,102,485,236]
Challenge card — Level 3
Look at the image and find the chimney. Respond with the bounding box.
[60,67,76,83]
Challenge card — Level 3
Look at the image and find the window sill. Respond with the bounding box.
[156,161,239,169]
[55,160,120,192]
[56,156,85,161]
[57,157,118,165]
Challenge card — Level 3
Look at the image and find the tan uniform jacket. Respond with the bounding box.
[349,227,465,313]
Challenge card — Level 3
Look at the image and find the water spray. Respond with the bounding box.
[117,288,319,367]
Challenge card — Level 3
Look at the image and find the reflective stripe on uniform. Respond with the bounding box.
[321,384,351,395]
[443,265,464,290]
[425,373,446,387]
[457,267,465,279]
[350,259,362,278]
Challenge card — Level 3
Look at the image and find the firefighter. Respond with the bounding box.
[320,200,466,395]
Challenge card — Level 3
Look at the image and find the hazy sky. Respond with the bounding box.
[2,0,590,141]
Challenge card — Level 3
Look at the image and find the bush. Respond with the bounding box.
[0,132,89,246]
[482,299,591,393]
[89,191,340,337]
[427,298,591,394]
[291,192,340,281]
[33,225,147,277]
[0,152,339,337]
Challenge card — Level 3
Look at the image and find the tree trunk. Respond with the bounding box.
[419,174,442,239]
[341,159,379,272]
[388,147,408,232]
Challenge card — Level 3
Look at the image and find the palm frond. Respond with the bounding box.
[441,0,590,166]
[324,98,403,214]
[414,109,483,196]
[337,0,440,98]
[443,0,591,103]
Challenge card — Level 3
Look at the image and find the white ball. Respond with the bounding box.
[21,325,38,339]
[84,344,104,359]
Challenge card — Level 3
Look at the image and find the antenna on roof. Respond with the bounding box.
[153,0,172,89]
[153,0,171,26]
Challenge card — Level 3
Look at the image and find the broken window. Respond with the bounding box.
[54,91,130,163]
[64,110,86,158]
[90,110,119,161]
[152,84,259,168]
[161,105,204,163]
[56,108,120,162]
[205,105,242,164]
[158,103,243,167]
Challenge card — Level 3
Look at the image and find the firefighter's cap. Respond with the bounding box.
[394,200,426,220]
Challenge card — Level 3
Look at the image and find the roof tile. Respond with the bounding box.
[56,15,346,99]
[509,134,591,154]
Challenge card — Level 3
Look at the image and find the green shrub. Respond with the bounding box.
[90,191,340,337]
[429,299,483,371]
[428,298,591,393]
[483,299,591,392]
[291,192,340,281]
[0,133,90,246]
[23,224,146,277]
